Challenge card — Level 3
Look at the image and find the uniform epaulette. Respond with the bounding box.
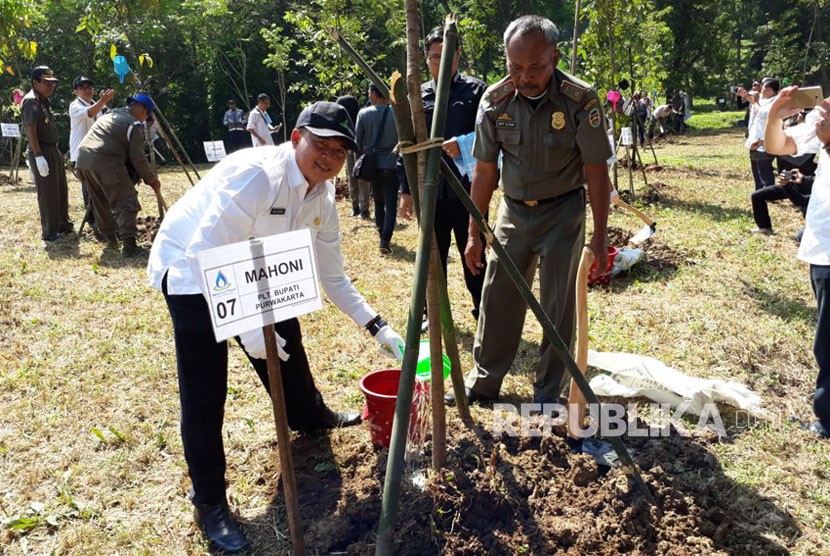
[486,77,515,105]
[559,79,588,103]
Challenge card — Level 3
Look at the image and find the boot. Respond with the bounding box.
[193,501,252,554]
[121,237,147,257]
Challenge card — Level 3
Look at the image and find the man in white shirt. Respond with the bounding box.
[147,101,405,554]
[765,87,830,440]
[68,75,113,229]
[743,78,780,195]
[246,93,281,147]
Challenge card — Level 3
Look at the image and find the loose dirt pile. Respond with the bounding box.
[279,417,796,555]
[136,215,162,244]
[607,226,692,274]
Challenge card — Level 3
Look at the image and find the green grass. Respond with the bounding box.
[1,128,829,554]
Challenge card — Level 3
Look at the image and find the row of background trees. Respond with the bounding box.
[1,0,828,162]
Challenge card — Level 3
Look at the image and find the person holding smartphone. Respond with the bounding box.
[765,86,830,439]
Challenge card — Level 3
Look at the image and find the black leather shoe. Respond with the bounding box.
[193,502,251,554]
[321,408,362,428]
[444,387,496,407]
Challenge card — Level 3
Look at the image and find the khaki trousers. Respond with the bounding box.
[467,188,585,400]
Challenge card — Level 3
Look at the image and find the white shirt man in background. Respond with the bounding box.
[68,75,113,231]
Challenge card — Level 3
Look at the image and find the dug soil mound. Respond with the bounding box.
[276,417,797,555]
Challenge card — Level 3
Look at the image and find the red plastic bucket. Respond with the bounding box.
[588,246,619,286]
[359,369,429,448]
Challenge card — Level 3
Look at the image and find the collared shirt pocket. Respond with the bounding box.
[496,129,521,146]
[543,132,576,172]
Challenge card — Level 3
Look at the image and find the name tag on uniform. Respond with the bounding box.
[496,120,516,128]
[270,207,286,215]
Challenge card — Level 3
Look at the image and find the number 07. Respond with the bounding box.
[216,298,236,319]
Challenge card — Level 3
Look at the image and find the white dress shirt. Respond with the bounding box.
[745,95,776,152]
[246,107,275,147]
[147,143,376,326]
[779,112,830,265]
[68,97,98,162]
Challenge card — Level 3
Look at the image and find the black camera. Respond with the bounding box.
[729,85,738,94]
[782,169,794,181]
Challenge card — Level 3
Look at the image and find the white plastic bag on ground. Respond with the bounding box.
[611,247,644,276]
[587,350,765,416]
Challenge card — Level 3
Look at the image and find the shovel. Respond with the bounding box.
[609,188,656,244]
[566,247,621,469]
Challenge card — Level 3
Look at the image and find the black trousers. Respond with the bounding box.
[162,276,329,505]
[434,196,486,317]
[750,151,776,191]
[750,181,812,230]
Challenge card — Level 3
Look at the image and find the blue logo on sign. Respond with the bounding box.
[214,271,230,291]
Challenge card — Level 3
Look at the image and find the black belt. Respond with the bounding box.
[504,187,581,207]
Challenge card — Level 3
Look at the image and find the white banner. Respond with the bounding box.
[1,123,21,138]
[203,140,227,162]
[197,229,322,341]
[620,127,633,146]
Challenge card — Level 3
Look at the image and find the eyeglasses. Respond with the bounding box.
[77,83,93,90]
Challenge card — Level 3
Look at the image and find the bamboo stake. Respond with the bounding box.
[329,31,470,425]
[375,16,460,555]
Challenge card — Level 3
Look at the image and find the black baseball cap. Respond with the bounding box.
[31,66,59,81]
[295,101,358,151]
[72,75,93,89]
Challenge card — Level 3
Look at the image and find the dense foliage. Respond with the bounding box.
[0,0,826,161]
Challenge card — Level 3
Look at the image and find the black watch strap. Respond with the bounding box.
[366,315,388,337]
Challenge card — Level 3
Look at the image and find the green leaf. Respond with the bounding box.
[7,516,41,532]
[90,427,106,442]
[314,461,337,472]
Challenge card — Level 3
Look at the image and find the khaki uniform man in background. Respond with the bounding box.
[453,15,611,406]
[21,66,72,242]
[76,92,161,256]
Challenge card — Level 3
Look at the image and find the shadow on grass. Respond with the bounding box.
[739,277,816,325]
[659,195,750,224]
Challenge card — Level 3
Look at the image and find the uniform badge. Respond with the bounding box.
[551,112,566,130]
[270,207,286,215]
[313,217,321,226]
[496,112,516,128]
[584,98,599,111]
[588,107,602,128]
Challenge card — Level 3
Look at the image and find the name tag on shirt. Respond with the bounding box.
[270,207,286,215]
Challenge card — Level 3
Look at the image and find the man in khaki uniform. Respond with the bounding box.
[21,66,72,242]
[452,15,611,405]
[76,92,161,256]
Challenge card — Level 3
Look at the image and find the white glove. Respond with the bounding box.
[376,326,405,362]
[239,328,289,361]
[35,156,49,177]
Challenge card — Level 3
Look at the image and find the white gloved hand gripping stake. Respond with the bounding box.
[35,156,49,177]
[239,327,290,361]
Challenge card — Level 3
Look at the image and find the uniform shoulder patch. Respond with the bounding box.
[486,77,515,105]
[559,79,588,103]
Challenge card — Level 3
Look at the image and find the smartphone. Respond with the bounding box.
[790,86,823,108]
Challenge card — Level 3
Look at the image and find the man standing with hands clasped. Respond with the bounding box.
[765,87,830,439]
[147,101,405,554]
[21,66,73,242]
[447,15,611,407]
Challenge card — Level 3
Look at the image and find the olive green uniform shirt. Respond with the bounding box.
[21,89,59,146]
[76,107,157,185]
[473,68,611,200]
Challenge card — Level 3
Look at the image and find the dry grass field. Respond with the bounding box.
[1,124,828,554]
